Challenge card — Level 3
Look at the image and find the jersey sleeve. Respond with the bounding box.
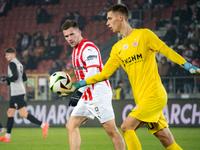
[159,44,186,66]
[78,46,101,92]
[143,29,165,52]
[143,29,186,67]
[82,46,100,68]
[7,62,18,82]
[23,70,27,82]
[85,46,120,85]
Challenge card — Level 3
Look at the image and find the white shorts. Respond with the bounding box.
[71,92,115,124]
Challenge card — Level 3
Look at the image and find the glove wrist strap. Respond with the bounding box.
[77,80,87,87]
[183,62,192,71]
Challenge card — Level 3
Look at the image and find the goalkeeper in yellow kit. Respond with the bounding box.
[61,4,200,150]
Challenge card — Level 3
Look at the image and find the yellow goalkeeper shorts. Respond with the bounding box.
[129,94,168,134]
[145,113,168,134]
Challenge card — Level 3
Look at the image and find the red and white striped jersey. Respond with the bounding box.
[72,39,112,101]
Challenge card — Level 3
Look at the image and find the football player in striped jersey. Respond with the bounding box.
[61,20,125,150]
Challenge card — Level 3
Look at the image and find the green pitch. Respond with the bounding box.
[0,127,199,150]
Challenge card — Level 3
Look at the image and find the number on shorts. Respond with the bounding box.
[146,123,154,130]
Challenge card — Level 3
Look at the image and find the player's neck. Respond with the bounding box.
[75,37,84,48]
[11,56,16,61]
[78,37,83,44]
[120,24,133,39]
[9,57,15,62]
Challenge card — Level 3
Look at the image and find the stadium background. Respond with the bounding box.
[0,0,200,128]
[0,99,200,127]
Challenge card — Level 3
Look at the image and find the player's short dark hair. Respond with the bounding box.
[5,47,16,53]
[107,4,129,21]
[61,19,79,31]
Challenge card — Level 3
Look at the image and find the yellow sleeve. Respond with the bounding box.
[159,44,186,66]
[143,29,186,66]
[85,46,120,85]
[144,29,165,51]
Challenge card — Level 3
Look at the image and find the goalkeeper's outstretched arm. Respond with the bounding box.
[159,44,200,75]
[85,55,119,84]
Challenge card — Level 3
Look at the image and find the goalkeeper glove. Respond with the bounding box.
[59,92,69,97]
[59,80,87,97]
[183,62,200,76]
[68,90,83,107]
[1,76,7,82]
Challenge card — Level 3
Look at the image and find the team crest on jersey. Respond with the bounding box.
[132,41,138,47]
[134,105,139,109]
[123,45,129,50]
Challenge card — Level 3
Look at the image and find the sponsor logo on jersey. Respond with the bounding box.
[86,55,97,61]
[132,41,138,47]
[123,45,129,50]
[122,53,143,67]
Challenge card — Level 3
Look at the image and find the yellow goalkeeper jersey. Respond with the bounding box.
[86,29,186,105]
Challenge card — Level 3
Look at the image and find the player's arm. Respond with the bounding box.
[7,62,18,82]
[85,45,120,85]
[144,28,186,65]
[159,44,186,66]
[159,43,200,75]
[68,67,100,105]
[78,46,101,92]
[1,62,18,85]
[144,29,200,75]
[23,70,27,82]
[85,56,119,84]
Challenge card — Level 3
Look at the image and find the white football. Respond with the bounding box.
[49,71,72,95]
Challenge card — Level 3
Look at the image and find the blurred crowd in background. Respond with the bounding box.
[1,0,200,100]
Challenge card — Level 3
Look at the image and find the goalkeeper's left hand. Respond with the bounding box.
[68,90,83,107]
[183,62,200,76]
[59,80,87,97]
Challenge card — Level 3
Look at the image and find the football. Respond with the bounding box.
[49,71,72,95]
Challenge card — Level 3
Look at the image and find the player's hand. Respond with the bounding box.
[59,92,69,97]
[63,82,80,95]
[183,62,200,76]
[68,90,83,107]
[59,80,86,97]
[1,76,7,82]
[58,83,78,97]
